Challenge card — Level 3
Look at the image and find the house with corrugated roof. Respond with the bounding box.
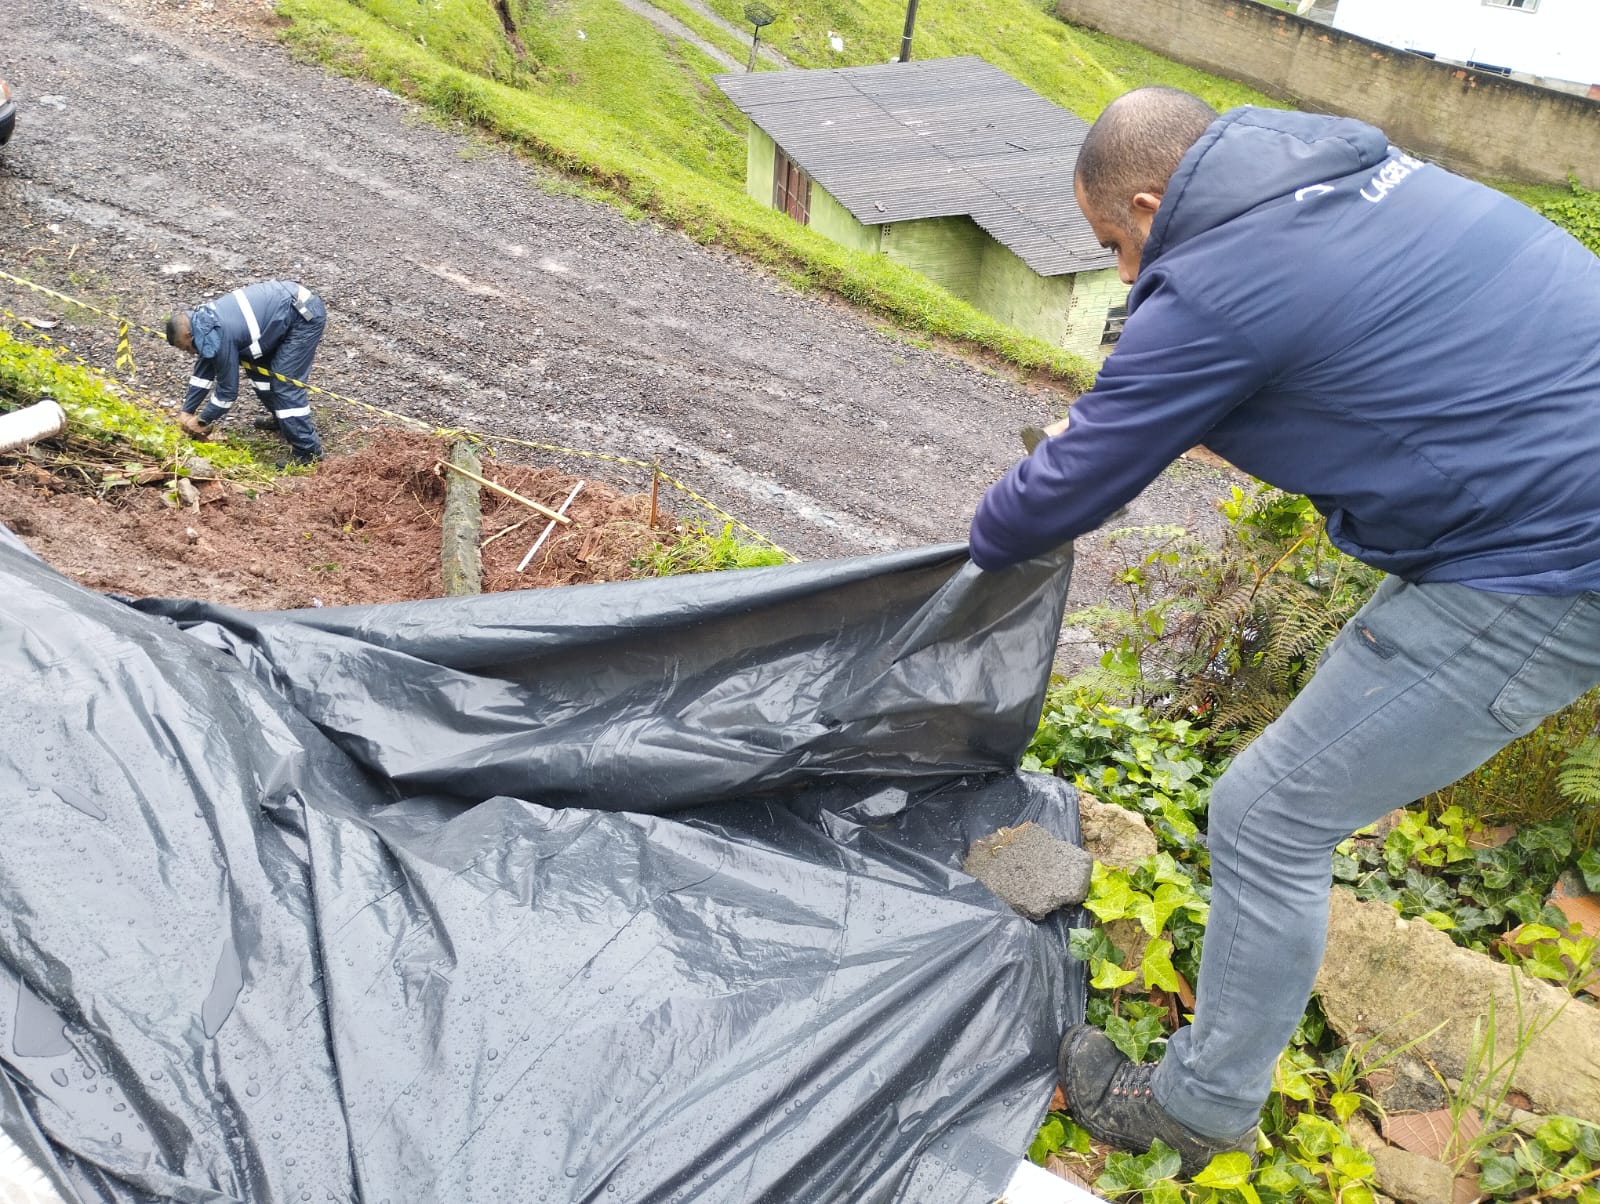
[715,57,1126,359]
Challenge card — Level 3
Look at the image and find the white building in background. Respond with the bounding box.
[1329,0,1600,91]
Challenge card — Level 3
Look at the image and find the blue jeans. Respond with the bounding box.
[1153,576,1600,1138]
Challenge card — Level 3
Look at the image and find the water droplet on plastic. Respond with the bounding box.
[564,1169,578,1179]
[111,1132,122,1146]
[49,1068,70,1088]
[487,1048,498,1061]
[246,1083,261,1097]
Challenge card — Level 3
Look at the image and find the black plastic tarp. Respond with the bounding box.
[0,530,1085,1204]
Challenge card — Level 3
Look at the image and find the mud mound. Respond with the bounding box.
[0,429,667,610]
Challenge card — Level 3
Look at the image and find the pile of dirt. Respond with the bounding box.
[0,429,668,610]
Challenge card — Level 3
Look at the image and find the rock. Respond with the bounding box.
[1077,794,1157,868]
[182,455,215,475]
[1367,1055,1447,1115]
[1316,889,1600,1125]
[964,822,1093,921]
[1347,1114,1454,1204]
[184,526,199,544]
[175,478,201,511]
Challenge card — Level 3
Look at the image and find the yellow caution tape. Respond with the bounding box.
[0,269,796,559]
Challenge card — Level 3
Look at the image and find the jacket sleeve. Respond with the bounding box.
[182,356,216,411]
[967,277,1270,570]
[208,336,241,408]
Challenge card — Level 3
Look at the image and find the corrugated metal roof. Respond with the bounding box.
[716,57,1115,277]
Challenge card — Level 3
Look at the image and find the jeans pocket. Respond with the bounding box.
[1488,594,1600,735]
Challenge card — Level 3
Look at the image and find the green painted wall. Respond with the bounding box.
[809,186,880,253]
[972,238,1076,347]
[1062,268,1129,360]
[879,216,986,305]
[746,123,776,207]
[744,122,878,252]
[743,120,1121,354]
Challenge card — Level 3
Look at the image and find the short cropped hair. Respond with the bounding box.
[1076,87,1220,227]
[164,312,187,348]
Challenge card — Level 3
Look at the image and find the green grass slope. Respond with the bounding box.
[276,0,1286,388]
[277,0,1595,388]
[696,0,1272,116]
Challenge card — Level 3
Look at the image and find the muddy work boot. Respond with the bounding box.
[177,411,214,441]
[253,415,281,433]
[1059,1024,1256,1177]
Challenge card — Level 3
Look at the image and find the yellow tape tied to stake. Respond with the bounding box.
[115,321,136,378]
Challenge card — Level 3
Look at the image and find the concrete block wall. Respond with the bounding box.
[973,239,1076,347]
[880,216,987,305]
[1054,0,1600,187]
[1062,269,1127,361]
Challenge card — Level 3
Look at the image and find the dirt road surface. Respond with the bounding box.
[0,0,1233,623]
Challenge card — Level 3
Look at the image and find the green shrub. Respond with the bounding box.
[1528,176,1600,255]
[0,329,265,478]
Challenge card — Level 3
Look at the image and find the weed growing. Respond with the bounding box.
[632,519,788,576]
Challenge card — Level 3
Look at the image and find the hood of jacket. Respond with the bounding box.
[188,304,223,359]
[1142,107,1391,269]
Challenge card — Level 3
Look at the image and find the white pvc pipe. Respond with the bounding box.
[0,399,67,455]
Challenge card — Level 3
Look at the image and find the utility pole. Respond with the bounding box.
[897,0,919,62]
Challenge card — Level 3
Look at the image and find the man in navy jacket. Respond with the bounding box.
[166,280,326,464]
[970,88,1600,1172]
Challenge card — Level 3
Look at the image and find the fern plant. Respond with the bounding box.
[1558,736,1600,806]
[1068,485,1383,748]
[1556,735,1600,845]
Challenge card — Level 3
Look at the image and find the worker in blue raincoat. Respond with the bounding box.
[165,280,326,464]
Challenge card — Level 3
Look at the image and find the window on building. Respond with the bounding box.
[1100,303,1128,348]
[1482,0,1538,11]
[773,146,812,226]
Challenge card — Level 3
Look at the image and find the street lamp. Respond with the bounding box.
[745,4,776,72]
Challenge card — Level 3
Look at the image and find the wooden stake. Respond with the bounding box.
[439,440,484,596]
[437,459,571,524]
[649,458,661,529]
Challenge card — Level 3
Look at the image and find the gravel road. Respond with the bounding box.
[0,0,1233,615]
